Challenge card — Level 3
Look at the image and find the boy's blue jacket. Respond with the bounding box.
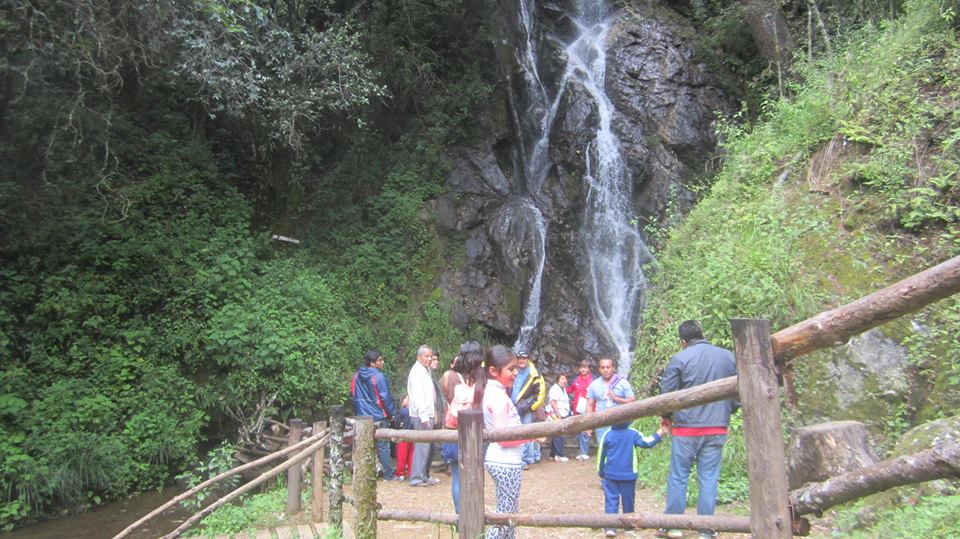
[597,424,661,481]
[397,406,412,429]
[351,366,397,421]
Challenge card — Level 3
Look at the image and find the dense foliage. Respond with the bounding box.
[0,0,491,530]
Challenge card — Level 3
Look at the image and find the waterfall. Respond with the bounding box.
[510,0,564,354]
[510,0,652,374]
[568,5,652,376]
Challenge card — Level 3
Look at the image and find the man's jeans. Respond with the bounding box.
[665,434,727,516]
[550,436,565,457]
[520,411,536,464]
[595,425,611,446]
[450,458,461,513]
[578,430,590,456]
[409,418,435,485]
[375,419,395,479]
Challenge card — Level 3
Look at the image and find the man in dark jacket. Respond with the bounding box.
[658,321,738,539]
[351,349,399,480]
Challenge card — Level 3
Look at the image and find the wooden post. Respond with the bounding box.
[287,419,304,515]
[328,406,345,531]
[311,421,327,521]
[458,409,485,539]
[353,416,377,539]
[732,319,792,539]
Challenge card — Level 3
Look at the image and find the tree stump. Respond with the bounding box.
[787,420,879,489]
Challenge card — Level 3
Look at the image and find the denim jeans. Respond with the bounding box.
[375,419,395,479]
[578,431,590,456]
[550,436,565,457]
[520,411,536,464]
[665,434,727,516]
[450,458,461,513]
[441,442,460,513]
[595,425,611,446]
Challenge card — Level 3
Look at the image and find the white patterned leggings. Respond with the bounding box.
[485,463,522,539]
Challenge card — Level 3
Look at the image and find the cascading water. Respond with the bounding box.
[512,200,547,350]
[509,0,564,354]
[568,4,653,376]
[509,0,652,374]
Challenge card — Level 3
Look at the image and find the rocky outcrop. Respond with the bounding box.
[437,3,735,373]
[797,328,915,429]
[787,421,880,489]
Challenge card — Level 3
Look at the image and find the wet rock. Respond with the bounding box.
[607,4,736,225]
[447,144,512,196]
[795,327,918,442]
[437,2,735,373]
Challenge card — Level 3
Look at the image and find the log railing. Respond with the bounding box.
[361,254,960,539]
[115,254,960,539]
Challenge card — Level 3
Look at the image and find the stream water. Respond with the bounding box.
[509,0,651,373]
[3,487,190,539]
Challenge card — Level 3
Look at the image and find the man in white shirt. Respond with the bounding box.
[406,344,440,487]
[548,372,572,461]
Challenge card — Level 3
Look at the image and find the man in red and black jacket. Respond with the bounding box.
[351,349,399,480]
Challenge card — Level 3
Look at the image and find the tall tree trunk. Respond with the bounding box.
[742,0,794,91]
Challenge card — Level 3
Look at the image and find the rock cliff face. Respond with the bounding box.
[437,2,735,373]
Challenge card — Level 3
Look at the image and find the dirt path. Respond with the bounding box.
[345,456,753,539]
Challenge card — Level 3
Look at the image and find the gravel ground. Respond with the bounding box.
[344,451,756,539]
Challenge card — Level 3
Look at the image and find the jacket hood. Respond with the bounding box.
[357,366,381,383]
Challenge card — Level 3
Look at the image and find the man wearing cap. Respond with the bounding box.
[511,351,546,467]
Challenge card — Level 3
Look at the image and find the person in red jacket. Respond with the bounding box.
[567,359,594,460]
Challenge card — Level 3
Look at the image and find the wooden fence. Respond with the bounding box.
[362,255,960,538]
[114,255,960,539]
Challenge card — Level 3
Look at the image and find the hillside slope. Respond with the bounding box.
[632,0,960,535]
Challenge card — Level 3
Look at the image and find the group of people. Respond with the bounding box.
[349,320,738,539]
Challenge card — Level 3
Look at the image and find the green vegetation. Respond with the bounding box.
[193,480,289,537]
[190,480,343,539]
[632,0,960,526]
[0,0,491,530]
[827,494,960,538]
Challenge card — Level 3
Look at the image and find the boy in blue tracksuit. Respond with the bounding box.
[597,422,668,537]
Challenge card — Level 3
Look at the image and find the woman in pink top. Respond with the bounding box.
[482,345,532,539]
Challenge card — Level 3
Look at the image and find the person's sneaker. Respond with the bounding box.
[656,529,683,538]
[697,531,718,539]
[554,455,569,462]
[396,475,405,481]
[575,454,590,461]
[425,477,441,485]
[604,529,616,537]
